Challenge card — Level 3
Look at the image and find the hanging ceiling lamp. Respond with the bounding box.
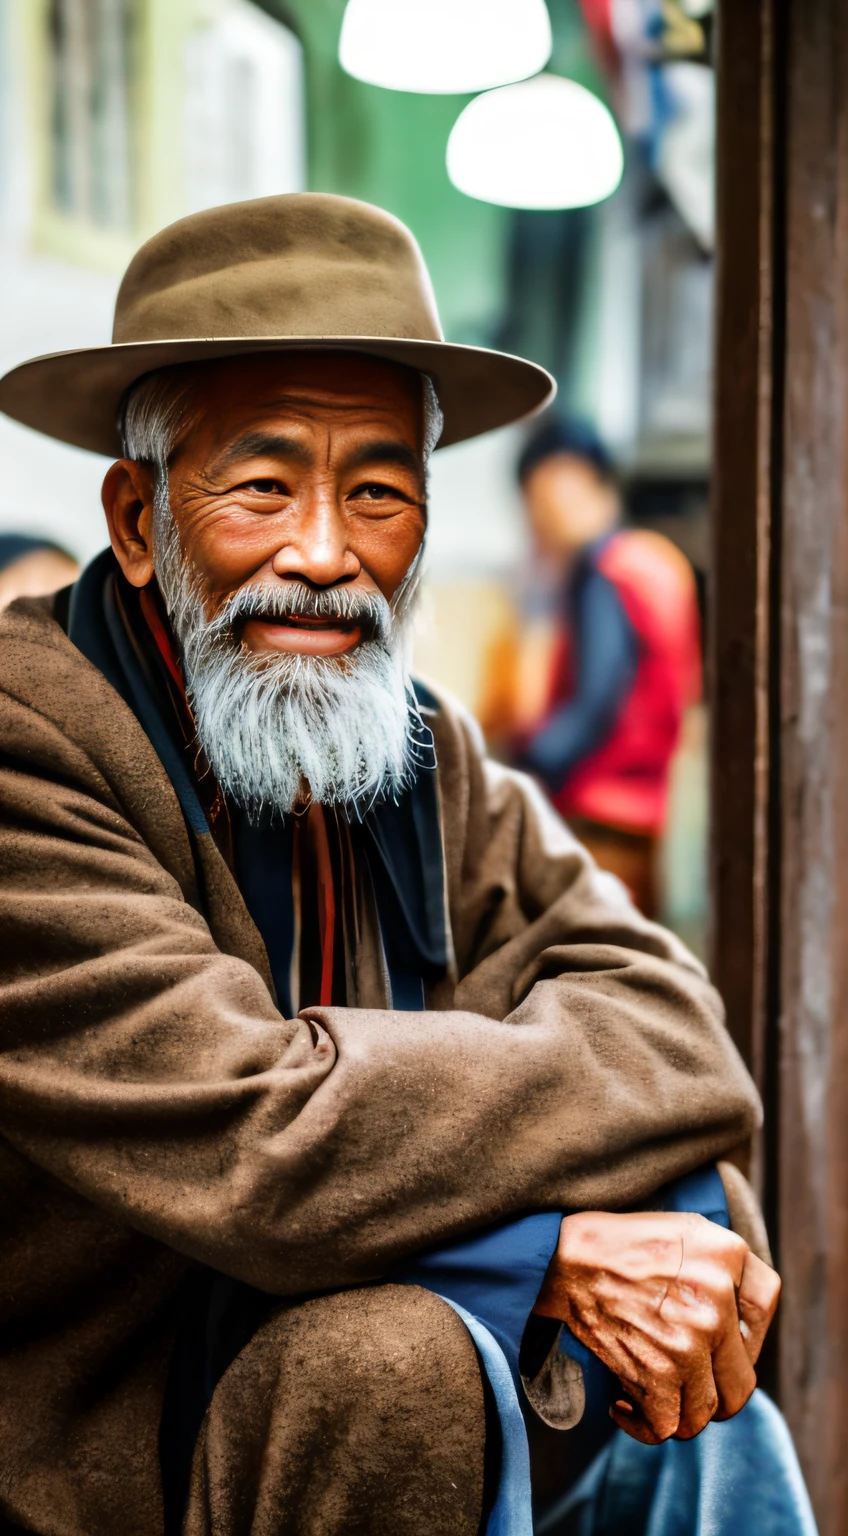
[446,73,624,209]
[338,0,552,95]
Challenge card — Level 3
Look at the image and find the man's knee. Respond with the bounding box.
[190,1284,486,1535]
[273,1282,484,1429]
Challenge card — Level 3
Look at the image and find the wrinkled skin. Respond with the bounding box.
[535,1209,781,1442]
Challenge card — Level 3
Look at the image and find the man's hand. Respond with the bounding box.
[533,1210,780,1444]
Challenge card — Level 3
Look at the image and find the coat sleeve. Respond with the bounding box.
[0,690,760,1295]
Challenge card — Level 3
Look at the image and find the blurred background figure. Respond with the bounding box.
[0,534,79,609]
[481,420,701,917]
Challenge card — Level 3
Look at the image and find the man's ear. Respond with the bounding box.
[101,459,158,588]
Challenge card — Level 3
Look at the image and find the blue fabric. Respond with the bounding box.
[397,1213,563,1391]
[231,810,297,1015]
[522,552,638,791]
[537,1391,818,1536]
[446,1300,535,1536]
[396,1213,561,1536]
[646,1163,729,1224]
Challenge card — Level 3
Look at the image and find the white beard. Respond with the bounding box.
[153,490,426,820]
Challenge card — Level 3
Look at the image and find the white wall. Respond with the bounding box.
[0,254,120,561]
[425,421,529,581]
[0,0,119,559]
[0,0,307,565]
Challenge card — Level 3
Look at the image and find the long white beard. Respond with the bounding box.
[153,491,426,820]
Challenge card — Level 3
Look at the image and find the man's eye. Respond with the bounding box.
[240,478,288,495]
[352,483,403,502]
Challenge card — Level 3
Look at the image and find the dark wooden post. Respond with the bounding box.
[712,1,848,1528]
[711,0,777,1105]
[777,2,848,1526]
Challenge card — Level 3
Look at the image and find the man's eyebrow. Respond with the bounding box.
[343,440,423,477]
[206,431,313,477]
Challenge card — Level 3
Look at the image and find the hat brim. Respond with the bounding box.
[0,335,555,457]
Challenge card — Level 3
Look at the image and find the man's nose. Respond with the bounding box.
[270,490,361,588]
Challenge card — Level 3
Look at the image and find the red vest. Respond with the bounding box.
[551,530,701,835]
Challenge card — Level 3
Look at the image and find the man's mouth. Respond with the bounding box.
[241,613,363,657]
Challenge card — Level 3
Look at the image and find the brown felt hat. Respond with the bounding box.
[0,193,555,455]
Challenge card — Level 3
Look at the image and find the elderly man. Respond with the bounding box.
[0,195,789,1536]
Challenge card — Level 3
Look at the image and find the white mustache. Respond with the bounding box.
[210,580,392,647]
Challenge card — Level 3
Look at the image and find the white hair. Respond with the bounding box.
[118,360,438,818]
[119,360,444,477]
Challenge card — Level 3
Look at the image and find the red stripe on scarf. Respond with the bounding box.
[306,807,337,1008]
[139,584,188,700]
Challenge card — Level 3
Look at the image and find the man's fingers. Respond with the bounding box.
[710,1301,757,1420]
[614,1359,684,1443]
[673,1356,720,1440]
[737,1251,781,1365]
[610,1396,664,1445]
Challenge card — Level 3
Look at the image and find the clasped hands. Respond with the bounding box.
[533,1210,781,1444]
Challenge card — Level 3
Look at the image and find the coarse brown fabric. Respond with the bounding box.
[0,592,760,1536]
[182,1283,487,1536]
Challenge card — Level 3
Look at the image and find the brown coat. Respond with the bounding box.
[0,593,759,1535]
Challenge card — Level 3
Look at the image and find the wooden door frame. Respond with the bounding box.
[711,2,848,1527]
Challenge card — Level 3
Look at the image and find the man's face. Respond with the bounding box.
[103,351,431,817]
[161,351,427,654]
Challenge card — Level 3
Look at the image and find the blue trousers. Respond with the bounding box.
[536,1390,817,1536]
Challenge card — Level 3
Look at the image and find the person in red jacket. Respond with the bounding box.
[514,418,702,916]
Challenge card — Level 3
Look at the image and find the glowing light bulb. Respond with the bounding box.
[447,74,624,210]
[339,0,552,95]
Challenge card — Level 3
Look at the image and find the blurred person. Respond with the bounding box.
[0,196,810,1536]
[508,418,702,918]
[0,532,78,607]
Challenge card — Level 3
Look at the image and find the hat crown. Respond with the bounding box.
[0,192,554,457]
[112,193,445,348]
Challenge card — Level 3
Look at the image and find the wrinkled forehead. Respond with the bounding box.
[174,350,426,452]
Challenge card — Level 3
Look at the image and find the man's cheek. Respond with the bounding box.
[185,508,273,585]
[352,516,424,598]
